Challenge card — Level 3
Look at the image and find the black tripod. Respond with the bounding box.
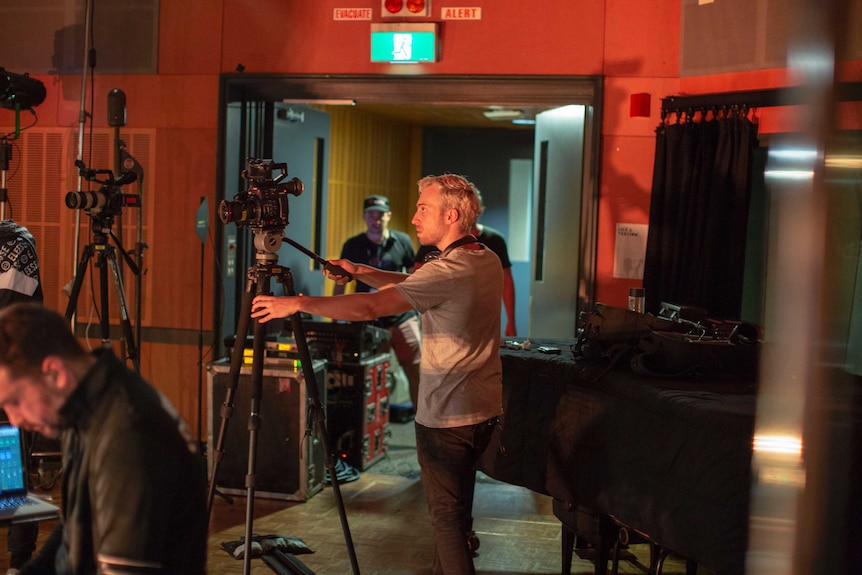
[207,229,360,575]
[64,212,141,372]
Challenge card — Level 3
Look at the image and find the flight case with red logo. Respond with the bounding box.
[325,353,390,470]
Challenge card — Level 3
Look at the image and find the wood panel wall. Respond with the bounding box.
[1,122,209,432]
[319,106,423,293]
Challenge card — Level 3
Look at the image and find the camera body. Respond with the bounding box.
[65,163,140,218]
[219,159,304,231]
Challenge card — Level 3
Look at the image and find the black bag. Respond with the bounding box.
[575,303,665,361]
[630,323,760,379]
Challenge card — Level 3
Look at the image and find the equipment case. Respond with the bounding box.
[325,353,391,470]
[207,359,326,501]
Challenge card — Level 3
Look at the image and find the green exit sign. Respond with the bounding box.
[370,23,438,63]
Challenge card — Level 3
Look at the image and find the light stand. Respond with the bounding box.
[70,0,96,331]
[0,137,11,221]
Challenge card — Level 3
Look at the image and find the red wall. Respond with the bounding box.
[596,0,681,305]
[219,1,607,75]
[6,1,851,404]
[214,0,686,308]
[6,2,856,313]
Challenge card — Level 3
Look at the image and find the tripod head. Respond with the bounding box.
[252,229,284,265]
[88,212,116,245]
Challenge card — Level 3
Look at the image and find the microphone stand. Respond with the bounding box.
[111,95,127,360]
[108,89,147,362]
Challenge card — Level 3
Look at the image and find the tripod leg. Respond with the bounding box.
[98,250,112,348]
[282,271,361,575]
[242,273,270,575]
[106,250,140,372]
[207,271,256,518]
[64,246,92,322]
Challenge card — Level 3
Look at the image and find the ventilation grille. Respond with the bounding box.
[1,126,154,329]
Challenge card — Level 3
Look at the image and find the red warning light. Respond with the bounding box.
[381,0,430,17]
[384,0,403,13]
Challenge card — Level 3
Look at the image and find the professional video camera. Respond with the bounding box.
[218,158,304,230]
[65,160,140,217]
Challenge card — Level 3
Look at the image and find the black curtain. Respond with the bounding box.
[643,110,759,319]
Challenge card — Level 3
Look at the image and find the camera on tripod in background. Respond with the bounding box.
[218,158,304,231]
[65,159,140,218]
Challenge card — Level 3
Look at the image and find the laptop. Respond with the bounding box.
[0,424,60,524]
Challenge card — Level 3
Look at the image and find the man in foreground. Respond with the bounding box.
[252,174,503,575]
[0,304,207,575]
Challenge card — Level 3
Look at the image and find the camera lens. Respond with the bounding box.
[65,191,106,210]
[219,198,258,225]
[217,200,237,224]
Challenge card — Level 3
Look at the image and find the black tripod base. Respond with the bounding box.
[262,550,316,575]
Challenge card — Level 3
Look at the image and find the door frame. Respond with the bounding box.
[215,74,604,350]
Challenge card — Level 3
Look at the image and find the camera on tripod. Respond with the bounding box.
[218,158,304,230]
[65,160,140,217]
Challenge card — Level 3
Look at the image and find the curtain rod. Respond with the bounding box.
[661,81,862,112]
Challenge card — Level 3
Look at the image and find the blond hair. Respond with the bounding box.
[417,174,483,233]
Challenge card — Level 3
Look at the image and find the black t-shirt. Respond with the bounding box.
[415,225,512,268]
[340,230,417,328]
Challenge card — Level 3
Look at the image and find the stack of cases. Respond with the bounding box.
[325,353,390,470]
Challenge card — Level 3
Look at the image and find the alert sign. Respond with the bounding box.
[440,7,481,19]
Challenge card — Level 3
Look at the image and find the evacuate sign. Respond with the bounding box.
[333,8,373,20]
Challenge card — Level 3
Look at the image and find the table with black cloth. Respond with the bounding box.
[479,339,756,575]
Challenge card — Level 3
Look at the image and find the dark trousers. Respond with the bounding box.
[415,417,498,575]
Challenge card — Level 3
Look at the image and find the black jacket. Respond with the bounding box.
[23,350,207,575]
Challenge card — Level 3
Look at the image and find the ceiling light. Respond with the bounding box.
[482,108,524,121]
[281,99,356,106]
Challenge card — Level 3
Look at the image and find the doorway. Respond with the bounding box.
[215,74,603,348]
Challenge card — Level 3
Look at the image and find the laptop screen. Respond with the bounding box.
[0,425,26,494]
